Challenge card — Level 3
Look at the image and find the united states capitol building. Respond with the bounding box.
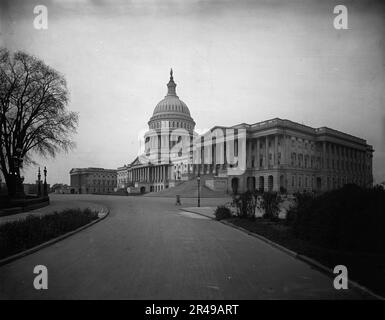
[117,70,373,195]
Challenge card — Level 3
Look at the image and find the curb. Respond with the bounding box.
[181,208,385,300]
[180,208,216,219]
[0,207,110,267]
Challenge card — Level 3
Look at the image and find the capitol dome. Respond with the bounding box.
[153,96,191,116]
[148,69,195,132]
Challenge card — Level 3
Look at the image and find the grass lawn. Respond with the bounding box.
[0,208,99,260]
[227,217,385,298]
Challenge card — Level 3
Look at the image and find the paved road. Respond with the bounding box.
[0,194,366,299]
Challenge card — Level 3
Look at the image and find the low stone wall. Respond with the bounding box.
[205,179,215,190]
[205,177,228,192]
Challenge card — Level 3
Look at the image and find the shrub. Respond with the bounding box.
[285,192,314,226]
[232,191,257,219]
[214,205,232,220]
[288,184,385,253]
[259,192,282,221]
[0,208,99,259]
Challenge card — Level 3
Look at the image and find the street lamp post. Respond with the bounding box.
[43,166,48,196]
[37,167,41,197]
[197,174,201,207]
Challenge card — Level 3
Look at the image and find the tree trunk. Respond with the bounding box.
[4,170,25,199]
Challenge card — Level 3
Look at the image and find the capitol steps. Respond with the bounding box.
[143,179,230,198]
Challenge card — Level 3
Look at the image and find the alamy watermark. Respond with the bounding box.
[33,265,48,290]
[33,5,48,30]
[333,265,348,290]
[136,126,247,176]
[333,5,348,30]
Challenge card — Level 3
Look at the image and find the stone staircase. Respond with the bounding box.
[144,179,229,198]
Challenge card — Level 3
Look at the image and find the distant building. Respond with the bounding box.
[117,164,130,189]
[24,182,37,195]
[70,168,117,194]
[51,183,74,194]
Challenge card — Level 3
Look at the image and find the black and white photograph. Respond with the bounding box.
[0,0,384,306]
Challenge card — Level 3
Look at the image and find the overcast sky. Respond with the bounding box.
[1,0,384,184]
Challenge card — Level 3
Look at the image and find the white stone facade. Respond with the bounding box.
[118,72,374,194]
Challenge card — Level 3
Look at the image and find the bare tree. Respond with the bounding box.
[0,48,78,198]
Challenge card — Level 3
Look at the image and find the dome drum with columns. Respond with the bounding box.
[144,69,196,170]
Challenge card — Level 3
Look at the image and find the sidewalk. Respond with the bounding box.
[0,196,107,226]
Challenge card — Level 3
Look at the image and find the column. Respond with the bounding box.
[265,136,269,169]
[274,135,278,166]
[256,138,260,169]
[323,141,326,170]
[283,135,288,166]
